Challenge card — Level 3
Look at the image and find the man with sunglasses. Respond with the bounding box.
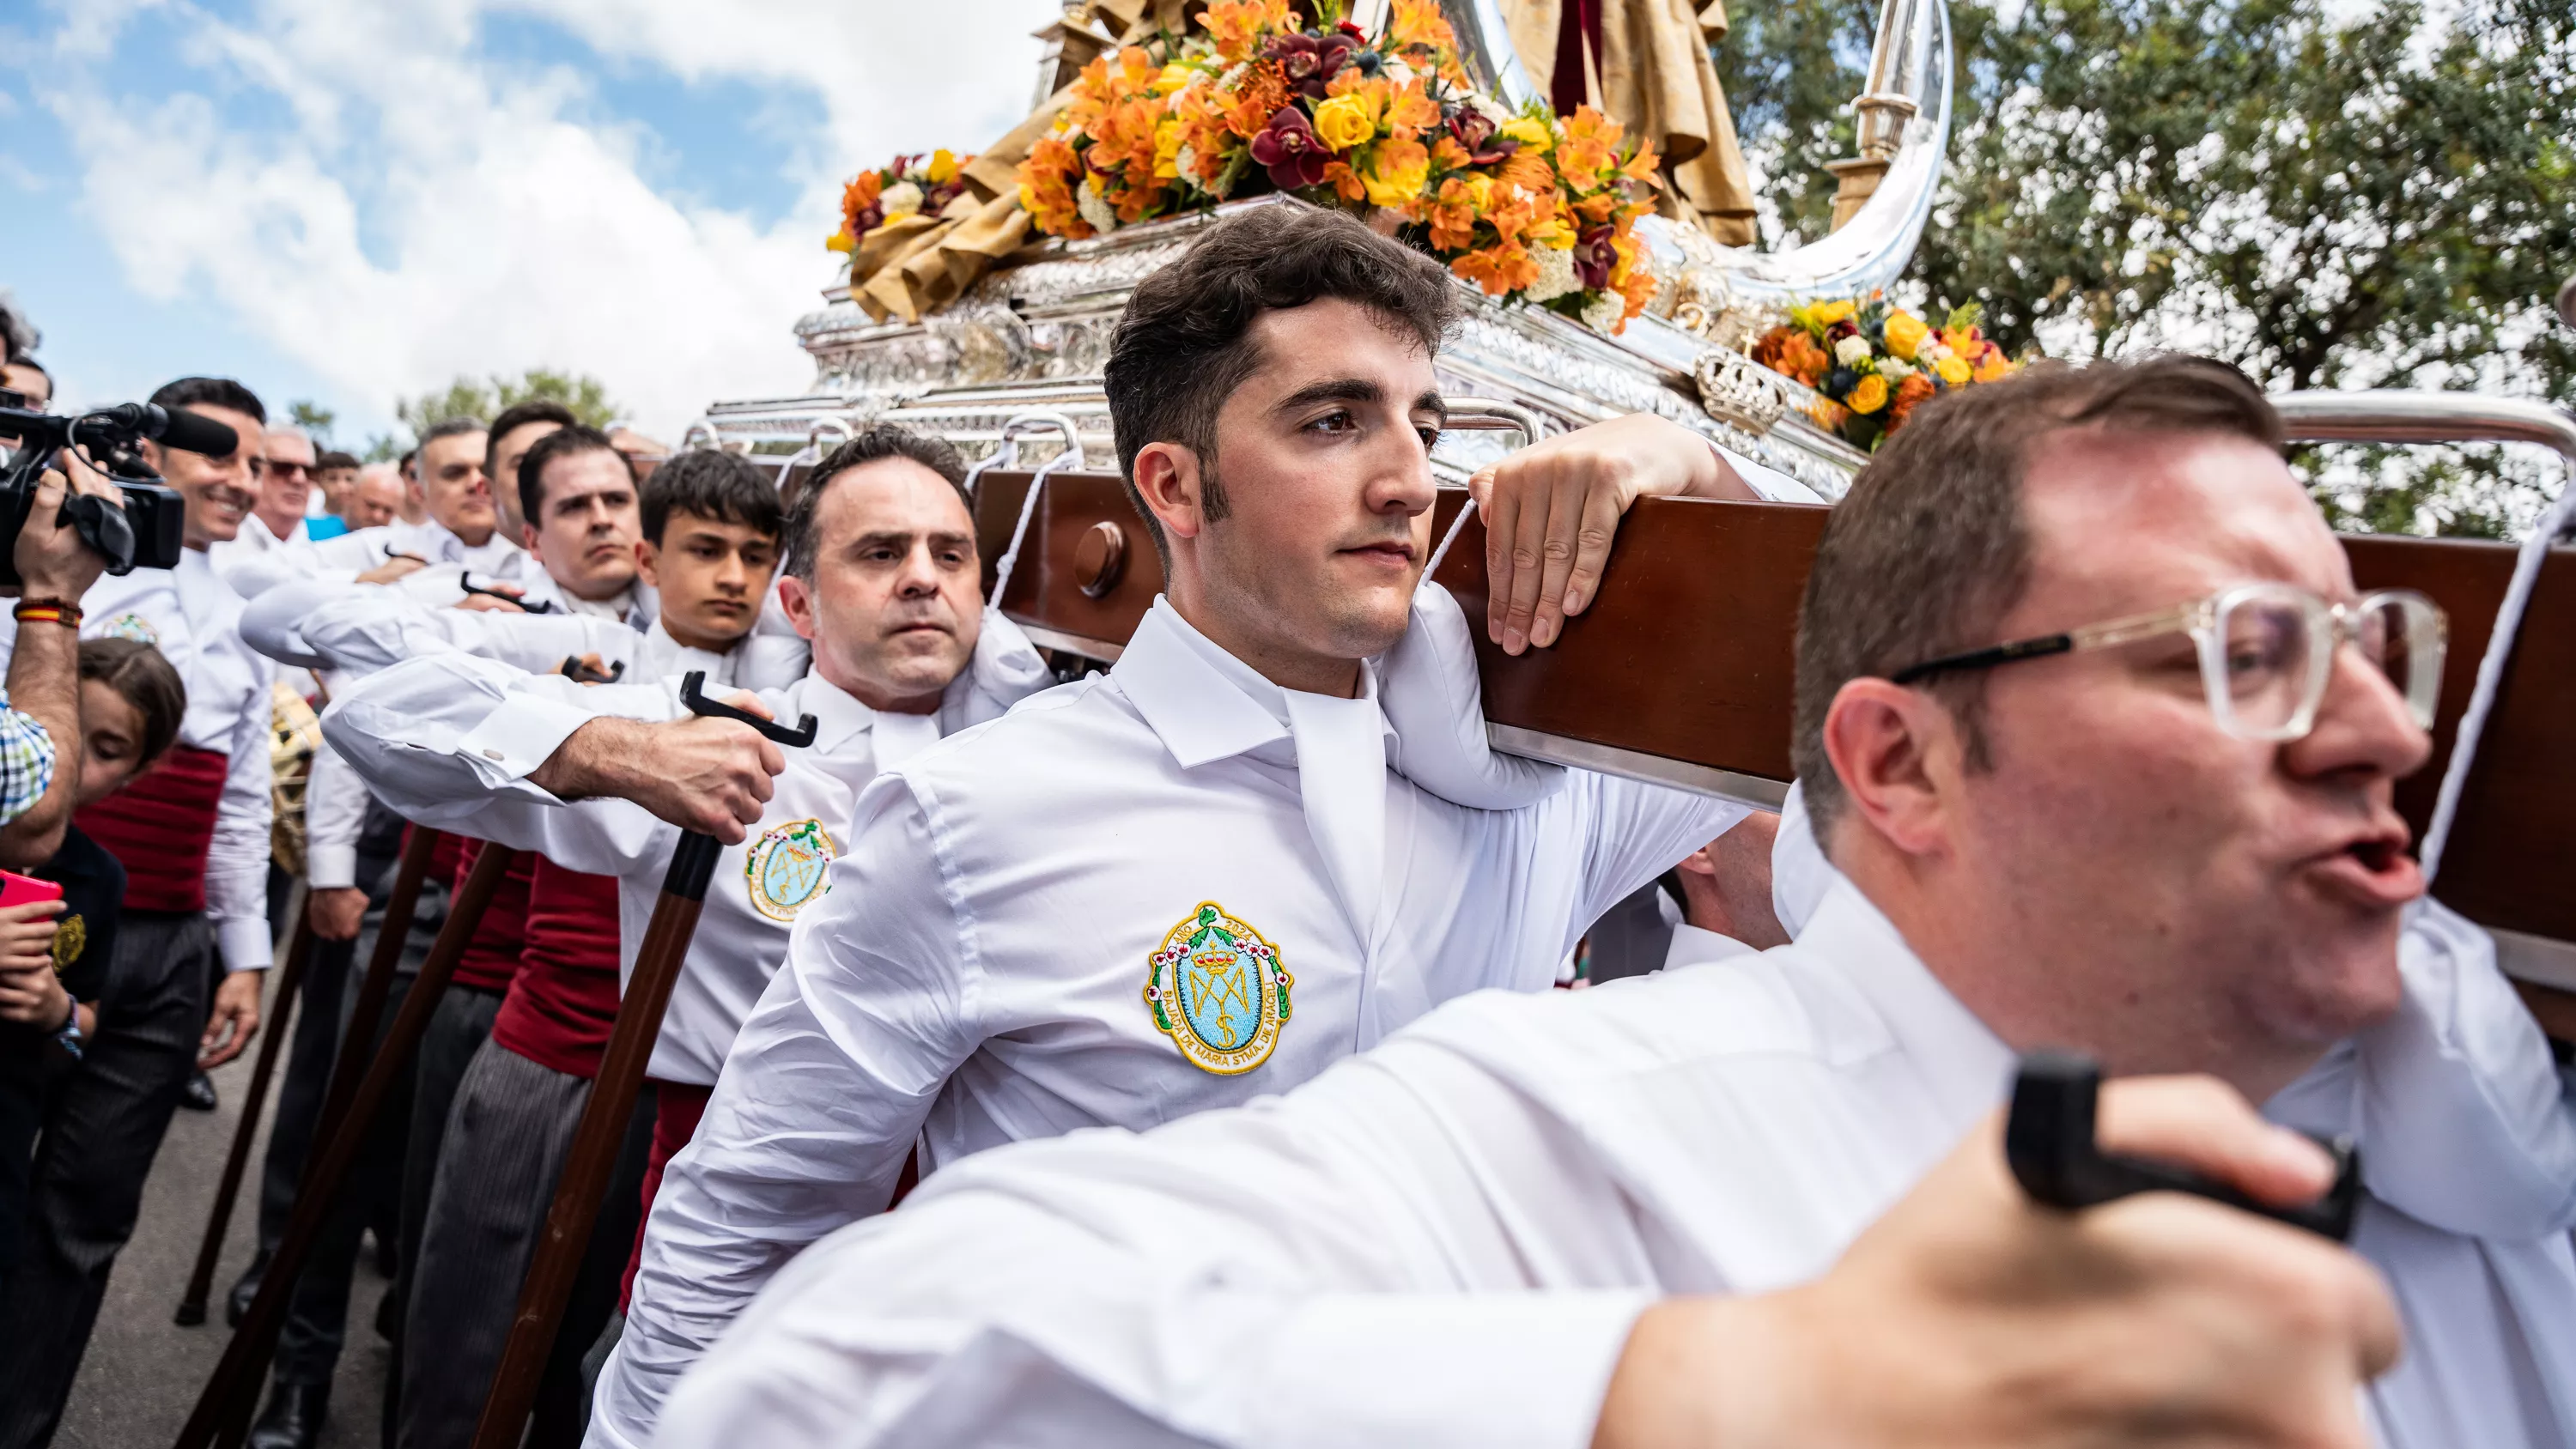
[657,355,2573,1449]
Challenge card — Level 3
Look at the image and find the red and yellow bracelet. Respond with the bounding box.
[12,599,82,629]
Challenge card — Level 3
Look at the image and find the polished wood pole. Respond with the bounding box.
[173,910,313,1327]
[173,841,518,1449]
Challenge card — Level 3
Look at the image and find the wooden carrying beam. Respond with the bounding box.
[972,470,2576,1022]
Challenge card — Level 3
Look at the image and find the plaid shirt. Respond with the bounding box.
[0,688,56,828]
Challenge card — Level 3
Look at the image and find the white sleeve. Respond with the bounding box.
[319,652,678,877]
[211,671,277,972]
[301,739,368,890]
[652,1029,1651,1449]
[221,532,374,599]
[277,580,635,680]
[2307,900,2576,1240]
[1708,438,1824,504]
[1565,773,1748,951]
[592,776,983,1449]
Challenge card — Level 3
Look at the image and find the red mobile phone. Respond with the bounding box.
[0,871,64,910]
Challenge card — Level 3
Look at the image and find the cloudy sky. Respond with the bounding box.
[3,0,1048,447]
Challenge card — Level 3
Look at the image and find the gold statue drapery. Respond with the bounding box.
[1496,0,1759,246]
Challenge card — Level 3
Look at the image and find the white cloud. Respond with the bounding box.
[33,0,1051,439]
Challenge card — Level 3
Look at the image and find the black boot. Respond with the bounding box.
[246,1380,328,1449]
[225,1252,267,1328]
[179,1069,219,1112]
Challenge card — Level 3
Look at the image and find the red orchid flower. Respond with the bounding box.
[1264,32,1357,99]
[1571,224,1618,291]
[1249,105,1334,190]
[1444,107,1518,167]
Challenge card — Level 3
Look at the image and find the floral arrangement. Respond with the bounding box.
[1753,295,2019,451]
[1013,0,1664,332]
[827,149,975,262]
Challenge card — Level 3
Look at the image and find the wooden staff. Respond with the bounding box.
[173,910,313,1327]
[469,673,815,1449]
[309,825,440,1157]
[173,841,519,1449]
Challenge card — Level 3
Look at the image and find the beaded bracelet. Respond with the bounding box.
[12,599,82,628]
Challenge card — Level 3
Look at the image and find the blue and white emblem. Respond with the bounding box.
[1143,901,1292,1075]
[103,612,159,645]
[743,817,835,922]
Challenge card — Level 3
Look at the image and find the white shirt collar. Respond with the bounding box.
[1799,877,2015,1122]
[1114,597,1394,769]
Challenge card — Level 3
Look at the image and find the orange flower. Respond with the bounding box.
[1359,132,1431,209]
[1016,136,1091,238]
[1430,135,1475,172]
[1887,371,1937,430]
[1608,234,1655,324]
[1201,0,1292,63]
[1555,106,1623,189]
[1497,148,1555,197]
[1619,136,1661,185]
[1385,79,1441,134]
[1322,159,1370,203]
[1223,61,1292,141]
[1452,242,1540,295]
[1764,330,1831,387]
[1387,0,1460,55]
[1426,175,1481,252]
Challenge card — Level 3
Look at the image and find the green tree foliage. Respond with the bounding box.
[1718,0,2575,537]
[393,367,620,437]
[286,399,337,447]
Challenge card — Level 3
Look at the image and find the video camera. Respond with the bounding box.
[0,393,200,586]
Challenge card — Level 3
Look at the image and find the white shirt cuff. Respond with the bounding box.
[453,692,611,791]
[305,842,358,890]
[1708,439,1824,504]
[1266,1290,1651,1447]
[218,917,276,973]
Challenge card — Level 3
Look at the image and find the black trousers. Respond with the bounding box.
[0,910,213,1449]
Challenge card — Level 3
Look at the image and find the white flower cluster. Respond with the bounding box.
[1878,355,1917,380]
[1523,244,1582,304]
[881,180,926,221]
[1581,290,1625,333]
[1833,334,1874,367]
[1076,178,1118,234]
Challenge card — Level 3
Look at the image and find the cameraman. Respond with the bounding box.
[0,376,277,1448]
[0,446,126,863]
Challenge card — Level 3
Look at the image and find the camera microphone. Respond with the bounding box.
[112,403,240,458]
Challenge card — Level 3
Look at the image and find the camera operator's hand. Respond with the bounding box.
[355,555,427,586]
[308,886,368,942]
[200,968,264,1069]
[15,461,122,603]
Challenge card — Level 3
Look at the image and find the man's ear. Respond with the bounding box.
[1131,441,1208,545]
[521,520,542,553]
[634,538,662,591]
[1674,843,1718,878]
[775,573,819,643]
[1820,677,1962,861]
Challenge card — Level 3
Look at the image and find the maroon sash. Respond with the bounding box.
[76,743,228,912]
[492,858,625,1080]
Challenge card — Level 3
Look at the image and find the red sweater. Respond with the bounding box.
[489,857,624,1080]
[433,832,534,994]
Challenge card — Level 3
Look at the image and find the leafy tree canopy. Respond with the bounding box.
[393,367,620,438]
[1717,0,2574,537]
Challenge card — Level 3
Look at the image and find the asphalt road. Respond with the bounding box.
[54,973,392,1449]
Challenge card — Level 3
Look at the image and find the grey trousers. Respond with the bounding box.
[398,1041,588,1449]
[378,983,501,1431]
[0,911,214,1449]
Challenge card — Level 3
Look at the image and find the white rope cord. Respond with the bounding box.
[2421,476,2576,883]
[1419,494,1478,593]
[989,454,1077,605]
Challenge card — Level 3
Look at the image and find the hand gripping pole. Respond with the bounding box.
[469,672,817,1449]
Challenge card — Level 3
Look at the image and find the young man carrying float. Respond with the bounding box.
[0,377,278,1446]
[462,204,1796,1448]
[314,425,1051,1446]
[665,356,2576,1449]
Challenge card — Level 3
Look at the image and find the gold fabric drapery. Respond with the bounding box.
[1498,0,1759,246]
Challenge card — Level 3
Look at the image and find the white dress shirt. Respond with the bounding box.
[657,879,2576,1449]
[0,550,276,970]
[221,515,532,600]
[587,589,1747,1449]
[1661,920,1757,971]
[318,609,1050,1086]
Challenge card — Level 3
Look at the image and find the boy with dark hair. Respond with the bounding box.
[308,450,361,542]
[560,202,1807,1447]
[0,376,278,1443]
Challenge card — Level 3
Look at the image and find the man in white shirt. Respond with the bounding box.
[0,376,277,1446]
[221,418,531,603]
[659,355,2574,1449]
[1656,809,1787,972]
[319,425,1052,1445]
[504,420,644,621]
[560,203,1795,1449]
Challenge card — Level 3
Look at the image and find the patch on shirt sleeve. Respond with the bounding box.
[743,817,835,922]
[1144,901,1293,1076]
[102,613,159,645]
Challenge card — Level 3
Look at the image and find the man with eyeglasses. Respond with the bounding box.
[658,356,2573,1449]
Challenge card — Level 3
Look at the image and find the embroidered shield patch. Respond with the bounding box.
[1144,901,1293,1076]
[103,613,158,645]
[743,817,835,922]
[51,914,84,972]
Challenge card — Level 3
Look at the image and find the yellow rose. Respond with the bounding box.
[926,149,959,184]
[1498,116,1553,153]
[1812,299,1857,326]
[1846,373,1891,415]
[1312,94,1376,153]
[1152,63,1196,96]
[1934,355,1971,386]
[1362,151,1430,208]
[1881,311,1927,361]
[825,229,855,254]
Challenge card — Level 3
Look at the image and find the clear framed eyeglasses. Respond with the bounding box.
[1890,582,2449,742]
